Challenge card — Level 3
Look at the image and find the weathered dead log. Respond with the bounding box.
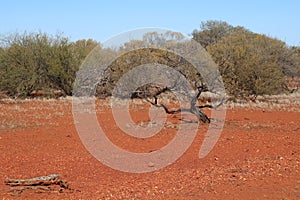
[4,174,70,195]
[5,174,62,186]
[8,185,55,195]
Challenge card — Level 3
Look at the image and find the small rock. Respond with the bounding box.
[148,162,155,167]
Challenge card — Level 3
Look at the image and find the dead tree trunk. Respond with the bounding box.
[4,174,70,195]
[144,84,214,123]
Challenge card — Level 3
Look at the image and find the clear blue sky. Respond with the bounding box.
[1,0,299,46]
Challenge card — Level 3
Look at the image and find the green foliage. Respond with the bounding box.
[96,31,204,98]
[0,32,98,97]
[283,46,300,77]
[192,20,296,98]
[192,20,249,48]
[96,47,201,98]
[70,39,99,65]
[0,22,299,99]
[207,32,286,98]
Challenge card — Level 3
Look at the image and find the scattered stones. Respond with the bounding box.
[1,99,299,199]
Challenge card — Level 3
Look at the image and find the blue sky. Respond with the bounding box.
[1,0,299,46]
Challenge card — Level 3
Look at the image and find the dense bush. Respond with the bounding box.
[96,47,202,98]
[0,22,299,99]
[193,20,299,98]
[0,32,98,97]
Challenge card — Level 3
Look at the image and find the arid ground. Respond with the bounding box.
[0,97,299,199]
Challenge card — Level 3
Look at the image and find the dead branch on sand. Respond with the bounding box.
[4,174,72,195]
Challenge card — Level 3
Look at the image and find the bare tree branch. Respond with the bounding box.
[145,84,211,123]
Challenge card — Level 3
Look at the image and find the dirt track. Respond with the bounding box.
[0,99,299,199]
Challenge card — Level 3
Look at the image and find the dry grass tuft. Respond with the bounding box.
[227,92,300,111]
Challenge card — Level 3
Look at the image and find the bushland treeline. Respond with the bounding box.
[0,21,299,99]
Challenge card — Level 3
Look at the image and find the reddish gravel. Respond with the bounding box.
[0,99,299,199]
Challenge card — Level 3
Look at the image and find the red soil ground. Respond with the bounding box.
[0,99,299,199]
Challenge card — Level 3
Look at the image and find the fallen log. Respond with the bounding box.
[4,174,70,195]
[5,174,62,186]
[8,185,55,194]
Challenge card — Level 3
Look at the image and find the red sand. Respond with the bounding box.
[0,100,299,199]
